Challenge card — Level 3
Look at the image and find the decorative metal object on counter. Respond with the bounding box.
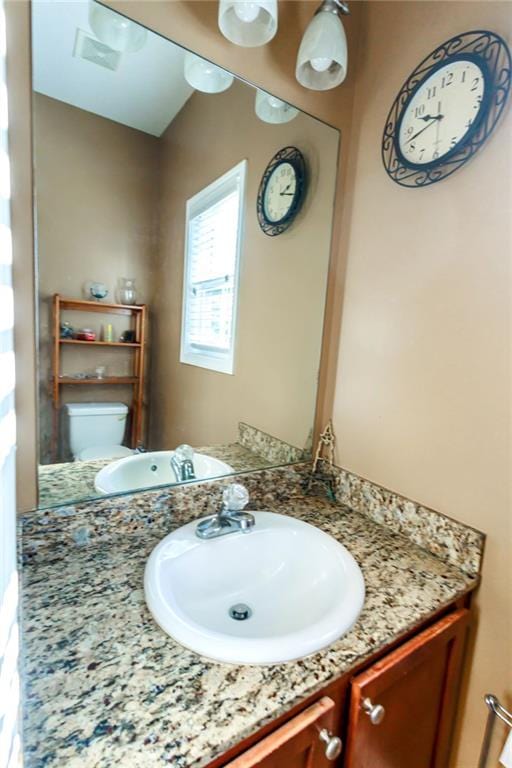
[305,420,337,499]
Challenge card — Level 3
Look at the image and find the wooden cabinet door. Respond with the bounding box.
[224,696,341,768]
[344,610,469,768]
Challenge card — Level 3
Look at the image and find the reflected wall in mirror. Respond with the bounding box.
[33,0,339,508]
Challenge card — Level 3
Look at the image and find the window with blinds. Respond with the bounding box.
[180,160,246,375]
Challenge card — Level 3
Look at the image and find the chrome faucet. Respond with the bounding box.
[196,483,255,540]
[170,444,196,482]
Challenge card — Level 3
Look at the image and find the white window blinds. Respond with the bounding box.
[180,160,246,375]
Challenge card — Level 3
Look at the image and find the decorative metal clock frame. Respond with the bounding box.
[382,30,511,188]
[257,146,307,236]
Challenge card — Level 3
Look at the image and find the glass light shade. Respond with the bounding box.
[89,3,147,53]
[295,10,348,90]
[218,0,278,47]
[255,90,299,124]
[184,52,234,93]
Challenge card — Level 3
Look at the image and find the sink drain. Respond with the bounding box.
[229,603,252,621]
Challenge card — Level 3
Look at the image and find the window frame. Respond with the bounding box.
[180,159,247,375]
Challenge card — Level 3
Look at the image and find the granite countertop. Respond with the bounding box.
[21,492,478,768]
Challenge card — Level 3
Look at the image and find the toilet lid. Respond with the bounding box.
[77,445,133,461]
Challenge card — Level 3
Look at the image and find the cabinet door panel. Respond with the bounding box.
[224,696,338,768]
[344,610,469,768]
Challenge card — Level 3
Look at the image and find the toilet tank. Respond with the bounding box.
[64,402,128,457]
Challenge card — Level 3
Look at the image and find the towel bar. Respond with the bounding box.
[478,694,512,768]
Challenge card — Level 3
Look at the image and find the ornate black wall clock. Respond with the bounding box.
[257,146,307,236]
[382,30,511,187]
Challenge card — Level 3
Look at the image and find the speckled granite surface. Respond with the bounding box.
[21,465,482,768]
[310,461,485,578]
[37,443,274,509]
[238,422,309,464]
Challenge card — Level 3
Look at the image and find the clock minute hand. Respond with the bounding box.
[405,114,444,145]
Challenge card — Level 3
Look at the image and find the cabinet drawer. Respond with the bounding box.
[344,610,469,768]
[224,696,341,768]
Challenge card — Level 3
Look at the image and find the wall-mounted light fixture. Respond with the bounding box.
[255,90,298,123]
[295,0,349,90]
[218,0,278,47]
[88,3,147,53]
[184,52,234,93]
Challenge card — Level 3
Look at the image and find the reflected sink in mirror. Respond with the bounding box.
[94,450,234,495]
[144,512,365,665]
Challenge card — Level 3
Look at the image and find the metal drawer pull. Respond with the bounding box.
[362,697,386,725]
[318,728,343,760]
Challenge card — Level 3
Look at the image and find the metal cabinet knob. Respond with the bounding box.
[318,728,342,760]
[362,697,385,725]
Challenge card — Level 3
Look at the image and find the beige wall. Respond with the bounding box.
[332,3,512,765]
[102,0,364,438]
[34,94,159,461]
[151,80,338,451]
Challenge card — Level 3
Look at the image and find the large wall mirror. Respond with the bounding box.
[33,0,340,509]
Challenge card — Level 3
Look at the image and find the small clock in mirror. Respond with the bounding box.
[257,146,307,236]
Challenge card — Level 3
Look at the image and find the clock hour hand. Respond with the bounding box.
[405,114,444,144]
[417,113,443,122]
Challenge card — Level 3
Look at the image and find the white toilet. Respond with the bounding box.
[64,402,134,462]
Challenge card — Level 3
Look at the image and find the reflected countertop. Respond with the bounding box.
[37,443,273,508]
[21,491,478,768]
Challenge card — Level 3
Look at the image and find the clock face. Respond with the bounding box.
[263,162,297,223]
[382,31,511,187]
[398,59,485,166]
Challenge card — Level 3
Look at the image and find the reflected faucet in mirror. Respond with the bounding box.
[32,0,339,509]
[170,445,196,482]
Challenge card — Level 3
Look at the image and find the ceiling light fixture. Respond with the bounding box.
[184,52,234,94]
[88,2,147,54]
[255,90,298,124]
[296,0,349,90]
[218,1,278,47]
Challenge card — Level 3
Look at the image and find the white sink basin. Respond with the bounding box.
[144,512,365,665]
[94,450,233,494]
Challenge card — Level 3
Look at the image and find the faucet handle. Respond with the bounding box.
[222,483,250,512]
[175,444,194,461]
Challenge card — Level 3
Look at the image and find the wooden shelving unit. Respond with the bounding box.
[52,294,147,460]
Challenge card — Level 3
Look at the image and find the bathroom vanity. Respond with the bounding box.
[217,607,469,768]
[21,465,483,768]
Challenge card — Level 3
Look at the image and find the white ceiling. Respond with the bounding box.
[32,0,195,137]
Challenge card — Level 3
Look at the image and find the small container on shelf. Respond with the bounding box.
[117,278,137,305]
[75,328,96,342]
[59,322,74,339]
[101,323,114,342]
[120,329,136,343]
[85,281,109,302]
